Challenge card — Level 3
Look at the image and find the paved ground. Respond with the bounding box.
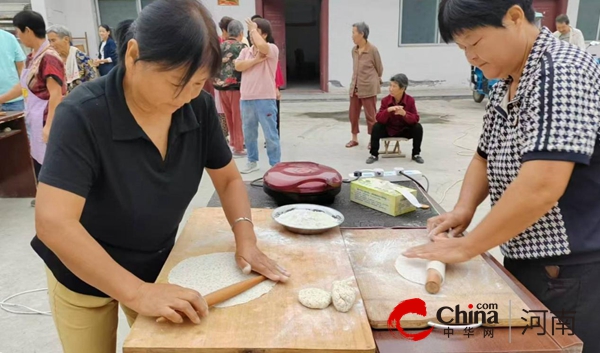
[0,96,499,353]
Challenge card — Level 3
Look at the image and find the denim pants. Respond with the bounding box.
[241,99,281,166]
[1,100,25,112]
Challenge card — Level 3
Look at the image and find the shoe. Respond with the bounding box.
[345,140,359,148]
[233,150,247,158]
[240,162,259,174]
[30,199,35,207]
[412,155,425,164]
[366,155,378,164]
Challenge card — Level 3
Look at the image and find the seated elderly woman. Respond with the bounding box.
[366,73,424,164]
[47,24,98,93]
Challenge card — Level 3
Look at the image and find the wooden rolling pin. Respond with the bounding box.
[425,261,446,294]
[156,275,267,323]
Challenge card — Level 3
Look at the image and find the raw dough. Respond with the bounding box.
[168,252,276,308]
[331,281,356,313]
[394,254,429,285]
[298,288,331,309]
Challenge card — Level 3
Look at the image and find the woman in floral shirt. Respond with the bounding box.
[47,24,97,94]
[214,19,248,157]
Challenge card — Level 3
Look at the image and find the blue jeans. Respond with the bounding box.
[1,100,25,112]
[241,99,281,166]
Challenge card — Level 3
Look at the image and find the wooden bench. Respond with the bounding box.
[380,137,409,158]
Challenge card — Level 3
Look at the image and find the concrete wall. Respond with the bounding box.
[30,0,100,57]
[327,0,470,91]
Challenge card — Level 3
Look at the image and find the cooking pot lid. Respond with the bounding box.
[263,162,343,194]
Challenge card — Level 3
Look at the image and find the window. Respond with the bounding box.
[97,0,140,30]
[399,0,442,45]
[577,0,600,41]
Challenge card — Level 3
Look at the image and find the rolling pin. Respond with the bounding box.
[156,275,267,323]
[425,261,446,294]
[425,231,453,294]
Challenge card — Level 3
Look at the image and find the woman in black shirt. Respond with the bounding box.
[33,1,289,352]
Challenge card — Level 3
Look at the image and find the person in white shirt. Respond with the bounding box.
[553,14,586,50]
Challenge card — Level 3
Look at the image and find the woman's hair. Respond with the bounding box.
[251,14,263,20]
[115,0,221,90]
[352,22,370,40]
[99,24,113,39]
[254,18,275,44]
[218,16,234,32]
[438,0,536,43]
[227,20,244,38]
[12,10,46,39]
[47,24,72,39]
[390,74,409,89]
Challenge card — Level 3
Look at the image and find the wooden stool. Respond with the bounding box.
[380,137,409,158]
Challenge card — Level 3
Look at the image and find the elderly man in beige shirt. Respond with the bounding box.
[554,14,586,50]
[346,21,383,149]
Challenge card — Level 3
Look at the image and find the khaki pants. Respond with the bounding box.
[46,268,138,353]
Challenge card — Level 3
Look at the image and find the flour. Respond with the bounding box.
[168,252,276,308]
[298,288,331,309]
[276,209,339,229]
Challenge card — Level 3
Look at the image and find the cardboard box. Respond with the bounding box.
[350,178,418,217]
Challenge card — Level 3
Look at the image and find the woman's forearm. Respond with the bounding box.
[454,154,490,214]
[218,177,257,244]
[234,59,257,72]
[36,216,144,302]
[45,80,63,127]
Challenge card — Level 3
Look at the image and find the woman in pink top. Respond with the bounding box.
[234,18,281,174]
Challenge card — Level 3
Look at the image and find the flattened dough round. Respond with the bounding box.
[331,281,356,312]
[394,255,429,285]
[168,252,276,308]
[298,288,331,309]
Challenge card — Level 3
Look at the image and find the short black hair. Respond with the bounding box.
[438,0,536,43]
[390,74,409,89]
[218,16,234,31]
[254,18,275,44]
[12,10,46,39]
[116,0,221,92]
[556,14,570,25]
[99,24,113,39]
[251,14,263,20]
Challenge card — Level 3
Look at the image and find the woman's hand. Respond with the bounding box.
[402,235,479,264]
[235,242,290,283]
[395,106,406,116]
[387,106,399,113]
[124,282,209,324]
[426,207,474,238]
[246,18,258,32]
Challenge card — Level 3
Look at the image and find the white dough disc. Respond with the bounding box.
[298,288,331,309]
[168,252,276,308]
[394,254,430,285]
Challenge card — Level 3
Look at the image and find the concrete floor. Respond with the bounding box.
[0,97,499,353]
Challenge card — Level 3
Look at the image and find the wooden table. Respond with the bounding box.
[123,207,582,353]
[0,111,36,198]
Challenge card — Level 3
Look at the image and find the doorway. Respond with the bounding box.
[284,0,321,90]
[533,0,568,32]
[258,0,329,92]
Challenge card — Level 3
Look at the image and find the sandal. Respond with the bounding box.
[345,140,359,148]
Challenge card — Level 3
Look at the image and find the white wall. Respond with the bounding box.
[567,0,580,27]
[30,0,99,57]
[328,0,471,91]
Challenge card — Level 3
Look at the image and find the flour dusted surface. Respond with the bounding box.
[277,209,338,229]
[168,252,276,308]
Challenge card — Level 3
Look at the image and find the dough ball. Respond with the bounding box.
[331,281,356,313]
[298,288,331,309]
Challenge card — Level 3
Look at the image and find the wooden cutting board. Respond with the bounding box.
[123,208,376,353]
[342,229,534,330]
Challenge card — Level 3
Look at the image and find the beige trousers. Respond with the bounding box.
[45,267,138,353]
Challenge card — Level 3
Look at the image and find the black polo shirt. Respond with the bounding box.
[31,64,232,297]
